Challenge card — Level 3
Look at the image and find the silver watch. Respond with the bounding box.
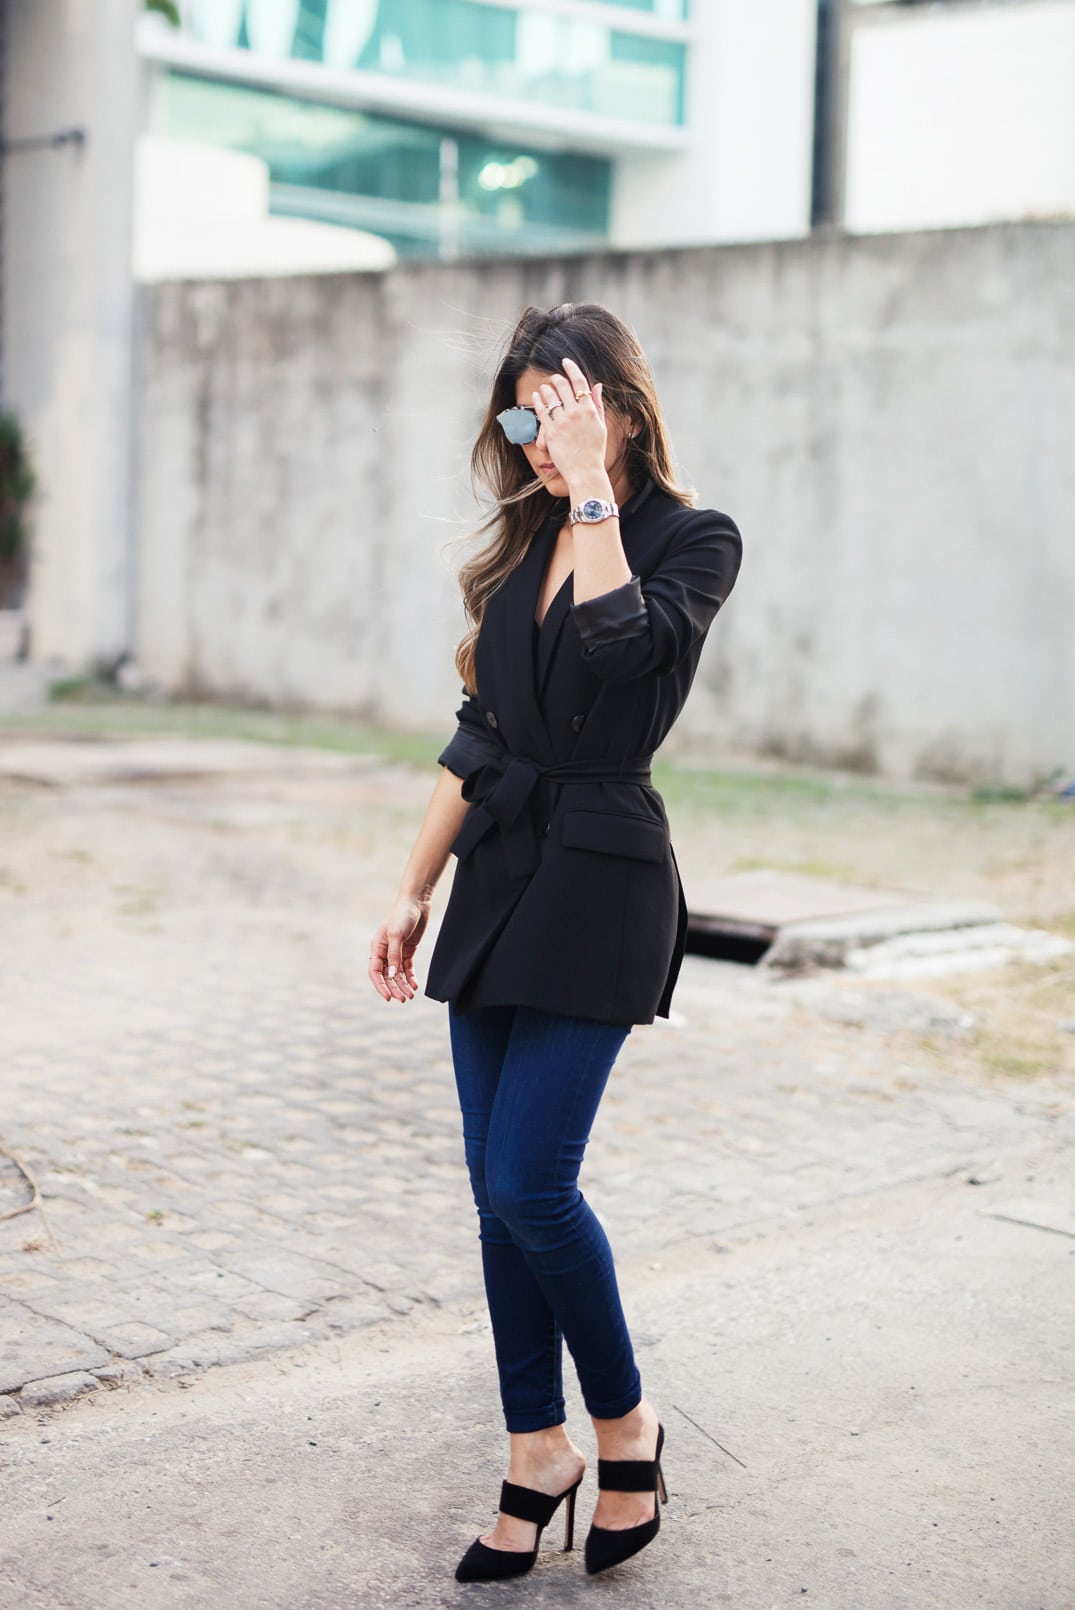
[568,498,619,527]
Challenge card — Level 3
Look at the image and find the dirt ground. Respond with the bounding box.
[5,695,1073,1089]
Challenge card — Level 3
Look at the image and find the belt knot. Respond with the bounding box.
[451,748,653,881]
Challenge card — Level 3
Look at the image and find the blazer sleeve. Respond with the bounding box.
[570,507,742,683]
[437,687,501,783]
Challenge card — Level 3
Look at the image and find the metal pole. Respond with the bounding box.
[0,0,6,408]
[438,135,459,263]
[811,0,851,233]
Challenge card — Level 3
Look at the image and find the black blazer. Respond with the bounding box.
[424,478,743,1025]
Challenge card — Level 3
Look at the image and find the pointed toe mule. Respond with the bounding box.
[584,1422,668,1576]
[455,1475,584,1583]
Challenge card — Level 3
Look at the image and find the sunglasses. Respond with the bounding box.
[496,405,540,445]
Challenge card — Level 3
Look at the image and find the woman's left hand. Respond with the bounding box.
[532,356,607,489]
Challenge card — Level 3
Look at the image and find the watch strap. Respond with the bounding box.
[569,498,619,526]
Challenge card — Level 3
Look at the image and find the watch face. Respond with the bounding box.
[583,499,605,521]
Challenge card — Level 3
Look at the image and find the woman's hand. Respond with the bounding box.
[532,356,608,491]
[368,894,430,1003]
[366,765,469,1005]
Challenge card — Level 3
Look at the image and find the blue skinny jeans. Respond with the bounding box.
[448,1000,642,1434]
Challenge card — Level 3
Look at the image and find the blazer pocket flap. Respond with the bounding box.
[561,809,666,863]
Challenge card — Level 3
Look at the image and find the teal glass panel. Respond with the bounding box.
[161,73,611,258]
[292,0,329,62]
[586,0,688,14]
[609,31,684,124]
[182,0,686,127]
[351,1,686,127]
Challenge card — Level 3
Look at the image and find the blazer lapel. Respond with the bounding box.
[535,576,572,696]
[496,512,559,761]
[533,479,657,698]
[617,477,657,577]
[479,482,658,759]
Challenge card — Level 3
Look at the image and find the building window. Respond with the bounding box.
[181,0,687,127]
[160,71,612,257]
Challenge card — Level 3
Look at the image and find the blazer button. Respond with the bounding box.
[486,710,498,729]
[571,714,584,732]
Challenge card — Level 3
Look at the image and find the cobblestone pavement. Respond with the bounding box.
[2,735,1072,1414]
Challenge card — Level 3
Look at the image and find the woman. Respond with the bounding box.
[369,303,742,1581]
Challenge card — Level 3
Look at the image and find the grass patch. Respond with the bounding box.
[113,882,161,917]
[652,761,837,812]
[1032,911,1075,941]
[969,783,1033,804]
[2,695,445,771]
[918,956,1075,1083]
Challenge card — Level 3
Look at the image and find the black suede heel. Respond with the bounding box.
[584,1422,667,1575]
[455,1475,584,1583]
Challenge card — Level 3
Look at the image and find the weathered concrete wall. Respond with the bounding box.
[4,0,142,663]
[135,222,1075,786]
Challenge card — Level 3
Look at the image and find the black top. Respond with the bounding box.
[425,479,743,1025]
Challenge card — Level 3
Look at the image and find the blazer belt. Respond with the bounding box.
[452,752,654,881]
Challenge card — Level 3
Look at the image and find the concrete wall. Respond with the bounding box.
[135,222,1075,788]
[3,0,142,664]
[846,0,1075,233]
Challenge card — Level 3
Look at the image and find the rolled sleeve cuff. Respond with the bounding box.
[570,575,649,651]
[438,728,493,781]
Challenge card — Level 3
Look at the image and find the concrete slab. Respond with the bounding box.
[0,1301,110,1393]
[18,1370,101,1408]
[0,1152,1071,1609]
[684,867,1005,973]
[685,868,940,928]
[844,922,1074,979]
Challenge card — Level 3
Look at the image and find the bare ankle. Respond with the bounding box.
[591,1398,657,1455]
[509,1424,569,1457]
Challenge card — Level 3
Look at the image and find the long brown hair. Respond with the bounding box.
[455,303,693,692]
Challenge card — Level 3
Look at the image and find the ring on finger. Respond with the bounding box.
[574,389,590,400]
[547,401,565,415]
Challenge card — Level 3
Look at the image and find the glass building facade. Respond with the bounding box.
[150,0,692,258]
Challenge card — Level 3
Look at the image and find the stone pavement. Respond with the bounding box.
[0,733,1072,1608]
[1,732,1067,1409]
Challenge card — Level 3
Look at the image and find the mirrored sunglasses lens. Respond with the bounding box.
[497,407,538,445]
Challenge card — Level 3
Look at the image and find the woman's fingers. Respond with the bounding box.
[562,356,596,405]
[385,926,414,1000]
[368,927,393,1001]
[533,378,569,420]
[533,361,597,423]
[368,917,416,1002]
[545,370,575,409]
[533,372,604,449]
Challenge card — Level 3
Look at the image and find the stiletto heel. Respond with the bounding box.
[584,1422,666,1576]
[455,1474,585,1583]
[563,1481,579,1552]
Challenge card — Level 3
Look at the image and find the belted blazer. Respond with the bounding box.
[424,477,743,1025]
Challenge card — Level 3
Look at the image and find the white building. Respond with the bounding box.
[843,0,1075,235]
[136,0,820,259]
